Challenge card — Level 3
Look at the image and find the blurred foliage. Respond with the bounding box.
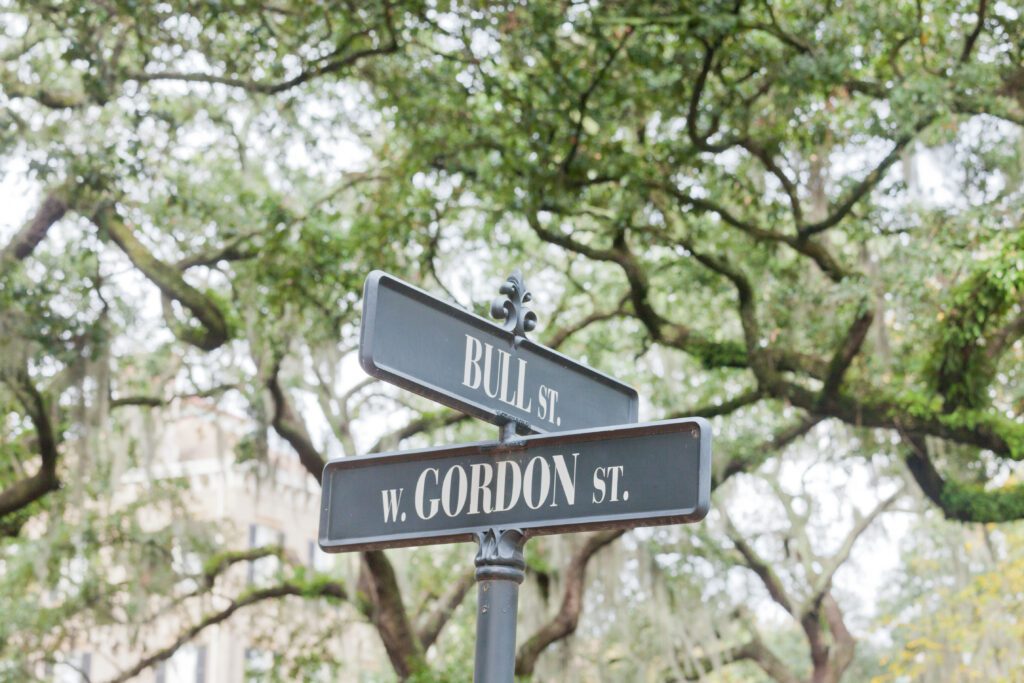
[1,0,1023,681]
[873,518,1024,682]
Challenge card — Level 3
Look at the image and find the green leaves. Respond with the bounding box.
[1,0,1024,679]
[927,232,1024,411]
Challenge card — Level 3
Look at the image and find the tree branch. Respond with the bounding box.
[674,633,800,683]
[358,550,426,678]
[736,633,802,683]
[985,310,1024,362]
[369,411,470,454]
[560,28,633,173]
[781,380,1020,461]
[266,359,326,484]
[415,567,476,651]
[724,511,797,616]
[799,131,922,239]
[0,369,60,527]
[820,306,874,400]
[102,578,346,683]
[92,201,230,351]
[527,212,757,371]
[672,234,776,388]
[960,0,989,64]
[198,545,285,588]
[673,641,752,681]
[671,388,765,420]
[687,44,737,154]
[902,432,1024,522]
[0,192,68,263]
[657,184,852,282]
[542,294,629,350]
[515,529,624,676]
[175,240,258,271]
[0,77,86,109]
[803,486,903,613]
[820,594,856,681]
[266,363,459,677]
[152,546,286,617]
[673,603,802,683]
[743,138,804,226]
[129,24,399,95]
[109,383,238,409]
[561,28,630,174]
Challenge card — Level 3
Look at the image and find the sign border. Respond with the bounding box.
[319,418,711,553]
[358,270,639,434]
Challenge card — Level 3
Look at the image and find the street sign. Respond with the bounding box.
[319,418,710,553]
[324,268,711,682]
[359,271,638,434]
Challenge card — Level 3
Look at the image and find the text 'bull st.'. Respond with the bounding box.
[358,271,638,434]
[319,418,711,552]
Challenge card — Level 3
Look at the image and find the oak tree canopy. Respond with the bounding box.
[1,0,1022,680]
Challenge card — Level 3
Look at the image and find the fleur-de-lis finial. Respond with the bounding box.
[490,269,537,339]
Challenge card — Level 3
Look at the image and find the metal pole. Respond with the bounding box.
[474,272,532,682]
[473,421,526,683]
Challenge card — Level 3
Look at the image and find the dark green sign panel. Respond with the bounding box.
[319,418,711,553]
[359,271,638,435]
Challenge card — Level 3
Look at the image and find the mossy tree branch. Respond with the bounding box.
[904,433,1024,522]
[928,239,1024,412]
[103,577,347,683]
[91,201,230,352]
[0,191,68,263]
[0,368,61,532]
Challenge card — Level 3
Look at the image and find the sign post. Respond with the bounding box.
[474,531,526,681]
[474,423,525,683]
[320,270,712,682]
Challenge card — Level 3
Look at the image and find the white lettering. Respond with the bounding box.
[414,468,440,520]
[441,465,468,517]
[523,456,551,510]
[608,465,624,502]
[382,487,404,523]
[483,345,501,398]
[499,351,515,405]
[549,453,578,507]
[546,388,559,425]
[469,463,494,514]
[494,460,522,512]
[514,358,532,412]
[592,467,607,504]
[462,335,483,389]
[537,385,559,425]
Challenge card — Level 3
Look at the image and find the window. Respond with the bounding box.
[172,544,203,594]
[307,540,333,573]
[157,644,207,683]
[47,553,88,602]
[51,652,90,683]
[244,648,274,682]
[247,524,284,585]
